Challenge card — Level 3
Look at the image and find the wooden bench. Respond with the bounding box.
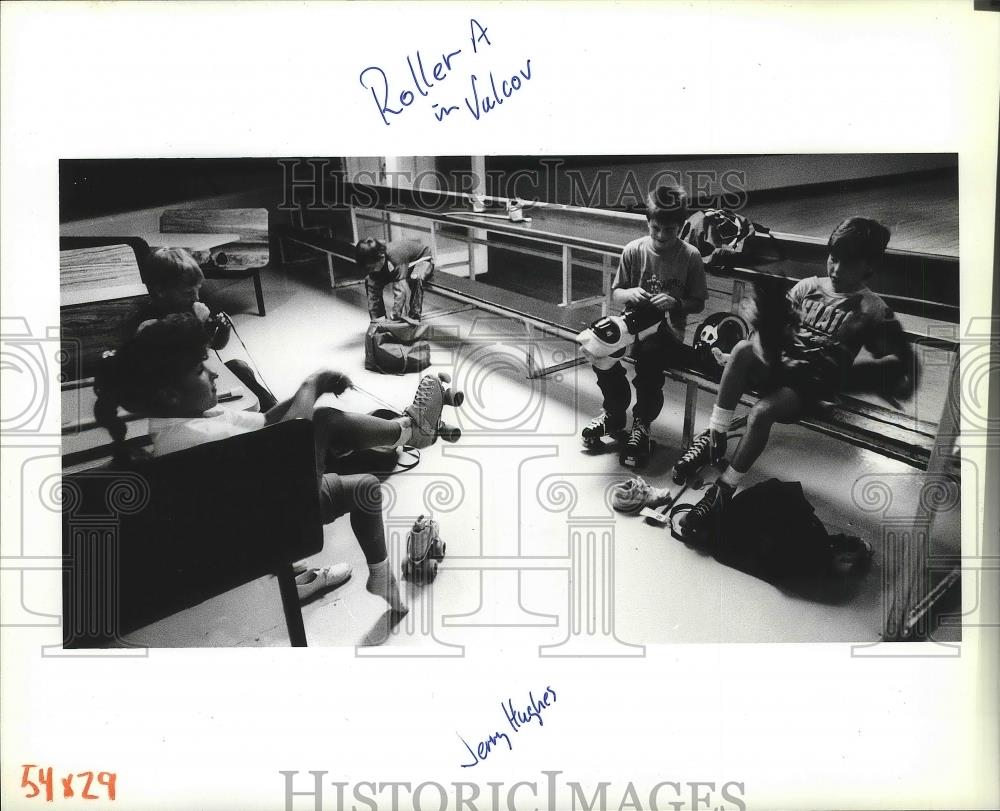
[62,419,322,647]
[160,208,270,316]
[666,363,944,471]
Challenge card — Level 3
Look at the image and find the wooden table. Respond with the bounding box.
[62,358,259,471]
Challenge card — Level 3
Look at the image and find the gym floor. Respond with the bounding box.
[121,256,961,648]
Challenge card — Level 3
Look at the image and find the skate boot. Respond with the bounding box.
[611,477,672,513]
[671,429,727,485]
[402,514,446,581]
[679,481,734,538]
[581,411,626,449]
[620,419,652,468]
[403,374,445,449]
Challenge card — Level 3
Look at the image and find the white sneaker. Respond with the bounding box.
[296,563,352,602]
[611,477,672,513]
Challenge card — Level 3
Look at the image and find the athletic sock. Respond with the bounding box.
[709,405,734,435]
[393,418,412,447]
[719,465,745,489]
[366,557,409,615]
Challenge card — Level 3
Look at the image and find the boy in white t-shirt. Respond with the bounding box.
[94,313,450,623]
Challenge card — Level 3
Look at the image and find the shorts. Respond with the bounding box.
[752,350,841,407]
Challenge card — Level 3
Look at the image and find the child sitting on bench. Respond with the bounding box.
[356,237,435,323]
[581,185,707,468]
[678,217,917,537]
[127,246,277,411]
[94,313,449,619]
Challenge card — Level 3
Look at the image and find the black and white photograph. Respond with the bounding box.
[57,153,961,648]
[2,3,997,811]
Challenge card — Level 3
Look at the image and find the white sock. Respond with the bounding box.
[366,557,408,615]
[709,405,734,435]
[720,466,745,489]
[393,418,412,447]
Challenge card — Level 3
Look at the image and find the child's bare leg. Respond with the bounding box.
[717,339,762,410]
[321,473,407,615]
[313,407,404,454]
[728,386,802,474]
[677,340,766,474]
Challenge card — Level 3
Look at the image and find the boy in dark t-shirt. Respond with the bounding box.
[678,217,917,537]
[356,237,435,323]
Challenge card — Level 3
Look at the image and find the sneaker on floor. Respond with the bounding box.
[296,563,352,602]
[612,477,672,513]
[620,419,651,468]
[671,429,726,485]
[679,481,733,538]
[403,374,445,449]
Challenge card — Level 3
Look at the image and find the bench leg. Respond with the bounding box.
[682,382,699,449]
[253,271,266,316]
[276,564,307,646]
[326,254,336,288]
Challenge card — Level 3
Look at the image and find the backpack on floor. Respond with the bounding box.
[364,318,431,375]
[718,479,866,580]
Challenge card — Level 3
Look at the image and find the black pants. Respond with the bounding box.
[592,323,686,425]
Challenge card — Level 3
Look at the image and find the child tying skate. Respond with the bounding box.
[356,237,435,323]
[676,217,917,537]
[127,246,277,411]
[581,186,707,467]
[94,313,452,619]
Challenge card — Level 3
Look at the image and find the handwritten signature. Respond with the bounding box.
[359,19,532,126]
[458,686,557,768]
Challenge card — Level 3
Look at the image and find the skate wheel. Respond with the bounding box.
[451,390,465,407]
[436,371,452,384]
[440,541,447,557]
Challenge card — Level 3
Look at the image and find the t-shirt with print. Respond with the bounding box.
[785,276,896,375]
[612,236,707,339]
[148,406,267,457]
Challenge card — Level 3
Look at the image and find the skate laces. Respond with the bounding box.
[587,412,621,434]
[407,376,440,426]
[626,421,649,446]
[678,431,712,467]
[688,483,729,523]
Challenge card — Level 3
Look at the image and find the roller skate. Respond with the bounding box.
[403,373,448,449]
[401,514,446,582]
[582,411,627,451]
[671,429,727,485]
[620,419,653,469]
[678,480,734,539]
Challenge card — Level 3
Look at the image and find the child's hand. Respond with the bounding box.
[649,293,677,313]
[313,369,352,396]
[622,287,651,307]
[192,301,211,322]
